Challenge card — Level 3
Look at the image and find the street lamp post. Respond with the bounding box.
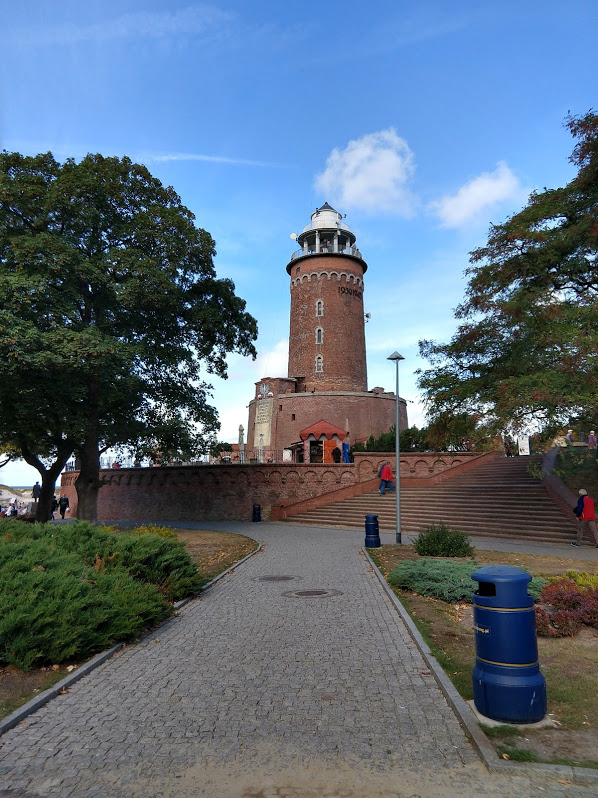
[387,352,405,544]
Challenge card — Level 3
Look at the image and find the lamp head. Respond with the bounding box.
[387,351,405,362]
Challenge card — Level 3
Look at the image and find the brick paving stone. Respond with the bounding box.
[0,521,595,797]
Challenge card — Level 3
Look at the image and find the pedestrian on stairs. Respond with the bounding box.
[378,462,394,495]
[571,489,598,547]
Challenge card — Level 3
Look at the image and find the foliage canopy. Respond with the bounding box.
[0,152,257,518]
[418,111,598,439]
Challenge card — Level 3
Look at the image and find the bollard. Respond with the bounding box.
[252,503,261,522]
[364,513,380,548]
[471,565,546,723]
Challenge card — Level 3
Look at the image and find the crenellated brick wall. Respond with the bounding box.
[60,451,495,523]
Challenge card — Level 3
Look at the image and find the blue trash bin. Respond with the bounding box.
[471,565,546,723]
[364,514,380,548]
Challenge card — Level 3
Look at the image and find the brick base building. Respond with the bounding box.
[246,204,407,463]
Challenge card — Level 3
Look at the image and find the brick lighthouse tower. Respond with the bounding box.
[287,202,367,393]
[246,204,407,463]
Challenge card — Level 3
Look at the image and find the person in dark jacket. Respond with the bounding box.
[331,445,342,463]
[572,489,598,547]
[58,494,70,519]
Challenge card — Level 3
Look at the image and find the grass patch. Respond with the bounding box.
[479,723,520,739]
[174,529,257,582]
[396,590,475,700]
[368,543,598,767]
[497,746,538,762]
[0,666,66,719]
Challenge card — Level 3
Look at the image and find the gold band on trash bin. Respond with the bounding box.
[476,656,539,668]
[473,603,534,612]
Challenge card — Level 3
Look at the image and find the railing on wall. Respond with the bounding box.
[290,246,363,261]
[64,450,294,471]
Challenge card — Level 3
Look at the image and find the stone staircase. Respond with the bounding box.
[284,455,579,544]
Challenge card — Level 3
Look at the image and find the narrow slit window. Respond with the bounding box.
[315,355,323,373]
[316,327,323,345]
[316,300,323,317]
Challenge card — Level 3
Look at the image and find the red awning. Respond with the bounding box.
[299,420,348,442]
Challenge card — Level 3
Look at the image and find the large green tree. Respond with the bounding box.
[418,111,598,440]
[0,152,257,521]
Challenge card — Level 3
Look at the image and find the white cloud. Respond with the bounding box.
[429,161,524,228]
[212,339,289,441]
[6,6,233,47]
[141,152,284,168]
[248,338,289,382]
[314,129,417,215]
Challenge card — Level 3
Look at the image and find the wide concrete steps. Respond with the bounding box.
[285,456,580,544]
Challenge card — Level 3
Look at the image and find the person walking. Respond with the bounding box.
[32,481,42,500]
[571,489,598,547]
[378,461,394,495]
[587,430,596,449]
[58,494,70,520]
[331,445,341,463]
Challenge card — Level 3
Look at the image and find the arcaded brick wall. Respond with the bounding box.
[60,452,493,524]
[60,463,357,523]
[287,254,367,392]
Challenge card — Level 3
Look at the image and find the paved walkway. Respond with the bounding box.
[0,522,595,798]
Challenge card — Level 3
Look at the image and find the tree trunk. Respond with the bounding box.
[37,468,61,522]
[74,377,102,522]
[18,439,73,523]
[75,440,102,522]
[75,449,100,523]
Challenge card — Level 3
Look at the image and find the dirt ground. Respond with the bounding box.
[371,544,598,769]
[0,528,257,721]
[174,528,257,583]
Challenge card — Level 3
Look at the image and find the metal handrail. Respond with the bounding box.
[290,247,363,262]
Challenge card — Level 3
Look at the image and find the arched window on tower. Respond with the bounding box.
[315,355,323,373]
[315,326,323,345]
[316,299,323,317]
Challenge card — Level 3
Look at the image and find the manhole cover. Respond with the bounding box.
[283,589,343,599]
[254,575,301,582]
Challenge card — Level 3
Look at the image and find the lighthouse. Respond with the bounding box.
[246,204,407,463]
[287,202,367,393]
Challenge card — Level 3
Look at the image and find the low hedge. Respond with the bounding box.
[388,559,547,604]
[0,519,204,670]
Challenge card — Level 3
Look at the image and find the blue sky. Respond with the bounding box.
[1,0,597,486]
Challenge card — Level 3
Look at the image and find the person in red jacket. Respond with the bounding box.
[572,489,598,547]
[378,462,394,495]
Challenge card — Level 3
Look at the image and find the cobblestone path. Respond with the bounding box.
[0,523,592,797]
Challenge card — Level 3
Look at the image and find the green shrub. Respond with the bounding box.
[550,569,598,590]
[0,520,203,601]
[388,559,478,603]
[414,523,474,557]
[527,576,549,601]
[0,538,169,670]
[0,519,205,669]
[388,559,547,604]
